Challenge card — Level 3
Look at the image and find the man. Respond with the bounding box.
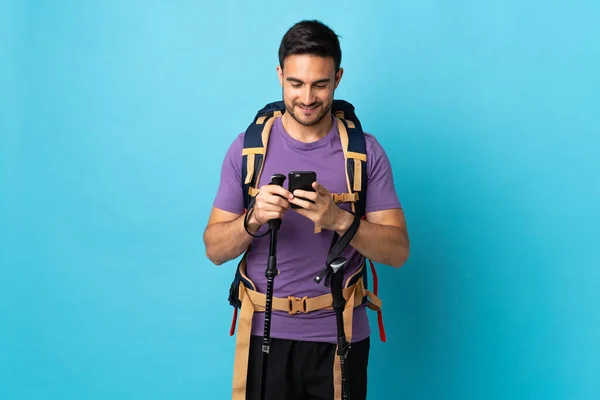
[204,20,409,400]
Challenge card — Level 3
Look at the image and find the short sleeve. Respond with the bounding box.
[364,134,402,213]
[212,133,246,214]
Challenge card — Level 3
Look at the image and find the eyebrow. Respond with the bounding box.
[286,77,331,85]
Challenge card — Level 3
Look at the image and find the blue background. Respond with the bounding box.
[2,1,599,399]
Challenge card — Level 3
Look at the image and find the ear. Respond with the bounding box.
[334,67,344,89]
[276,65,284,87]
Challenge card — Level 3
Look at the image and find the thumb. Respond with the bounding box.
[313,181,330,196]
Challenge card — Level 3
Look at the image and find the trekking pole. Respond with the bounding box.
[258,173,286,400]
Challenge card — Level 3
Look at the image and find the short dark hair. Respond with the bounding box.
[278,20,342,71]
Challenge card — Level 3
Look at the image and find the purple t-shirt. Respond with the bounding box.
[213,114,402,344]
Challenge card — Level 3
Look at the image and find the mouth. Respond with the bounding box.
[297,104,320,113]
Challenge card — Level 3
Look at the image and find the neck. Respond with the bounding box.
[281,112,333,143]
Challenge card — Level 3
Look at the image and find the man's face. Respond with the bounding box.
[277,54,343,127]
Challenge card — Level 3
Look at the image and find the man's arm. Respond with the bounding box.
[203,208,255,266]
[334,207,409,268]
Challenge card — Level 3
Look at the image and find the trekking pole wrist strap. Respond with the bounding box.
[244,199,269,238]
[326,211,361,267]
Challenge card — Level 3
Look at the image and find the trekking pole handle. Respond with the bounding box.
[268,174,286,231]
[270,173,286,187]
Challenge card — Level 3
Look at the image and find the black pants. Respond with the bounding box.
[246,335,370,400]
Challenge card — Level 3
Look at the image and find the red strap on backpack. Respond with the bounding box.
[228,208,250,336]
[230,308,238,336]
[369,259,387,342]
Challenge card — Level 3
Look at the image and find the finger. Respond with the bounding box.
[261,184,291,199]
[312,181,330,196]
[291,189,318,202]
[291,206,310,219]
[266,195,291,209]
[258,193,290,208]
[259,204,286,214]
[261,211,285,221]
[256,204,286,215]
[289,196,315,210]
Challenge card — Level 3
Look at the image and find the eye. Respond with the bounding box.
[291,83,302,88]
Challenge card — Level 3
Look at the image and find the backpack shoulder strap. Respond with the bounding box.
[332,100,387,342]
[241,99,368,217]
[332,100,368,218]
[241,101,284,210]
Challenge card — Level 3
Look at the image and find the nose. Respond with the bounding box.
[302,86,315,105]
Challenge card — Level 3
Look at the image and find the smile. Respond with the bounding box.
[299,105,319,111]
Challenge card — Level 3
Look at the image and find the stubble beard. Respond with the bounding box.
[285,100,333,127]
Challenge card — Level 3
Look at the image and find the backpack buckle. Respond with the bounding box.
[287,296,308,314]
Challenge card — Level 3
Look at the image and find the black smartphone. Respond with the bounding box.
[288,171,317,209]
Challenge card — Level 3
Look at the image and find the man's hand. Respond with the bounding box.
[288,181,350,231]
[285,180,409,268]
[247,183,292,231]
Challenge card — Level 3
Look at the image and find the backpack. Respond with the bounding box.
[227,99,386,342]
